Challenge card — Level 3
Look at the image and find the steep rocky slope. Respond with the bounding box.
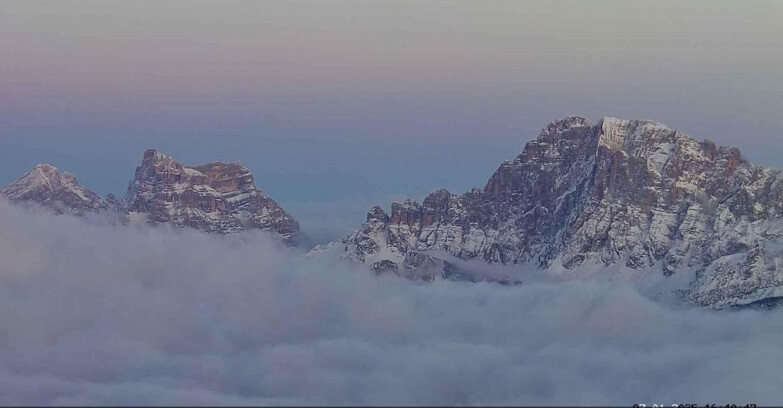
[0,164,107,214]
[330,116,783,308]
[1,151,300,245]
[125,150,300,244]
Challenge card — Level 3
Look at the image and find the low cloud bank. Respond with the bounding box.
[1,200,782,406]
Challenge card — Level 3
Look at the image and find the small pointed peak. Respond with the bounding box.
[390,199,421,216]
[367,205,390,223]
[539,116,592,138]
[26,163,62,183]
[2,163,105,212]
[33,163,77,182]
[138,149,181,174]
[33,163,58,172]
[142,149,176,164]
[423,189,454,206]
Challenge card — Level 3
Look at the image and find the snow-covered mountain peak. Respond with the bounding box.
[367,206,390,222]
[144,149,177,164]
[25,163,79,187]
[32,162,59,174]
[538,116,592,139]
[2,150,300,245]
[0,163,107,214]
[125,149,300,244]
[326,115,783,309]
[597,116,682,151]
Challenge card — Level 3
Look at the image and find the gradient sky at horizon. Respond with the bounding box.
[1,1,782,241]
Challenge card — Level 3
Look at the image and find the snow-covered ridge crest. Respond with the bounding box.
[538,116,592,139]
[0,163,107,214]
[326,115,783,309]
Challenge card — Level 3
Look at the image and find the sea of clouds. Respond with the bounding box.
[1,200,782,406]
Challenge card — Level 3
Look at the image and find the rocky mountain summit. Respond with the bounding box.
[0,164,107,214]
[125,150,300,244]
[1,150,300,245]
[332,116,783,308]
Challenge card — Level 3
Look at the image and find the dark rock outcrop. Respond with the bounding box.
[125,149,300,244]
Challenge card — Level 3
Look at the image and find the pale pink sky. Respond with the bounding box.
[1,1,781,241]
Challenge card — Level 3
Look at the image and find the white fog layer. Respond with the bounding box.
[1,200,781,406]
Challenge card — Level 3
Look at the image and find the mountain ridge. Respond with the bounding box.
[325,116,783,308]
[3,117,782,309]
[0,149,300,245]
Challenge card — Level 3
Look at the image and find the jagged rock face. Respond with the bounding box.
[337,116,783,308]
[0,164,107,214]
[1,151,300,245]
[125,150,300,245]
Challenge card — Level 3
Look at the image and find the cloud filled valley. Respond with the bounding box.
[2,0,782,404]
[0,200,782,405]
